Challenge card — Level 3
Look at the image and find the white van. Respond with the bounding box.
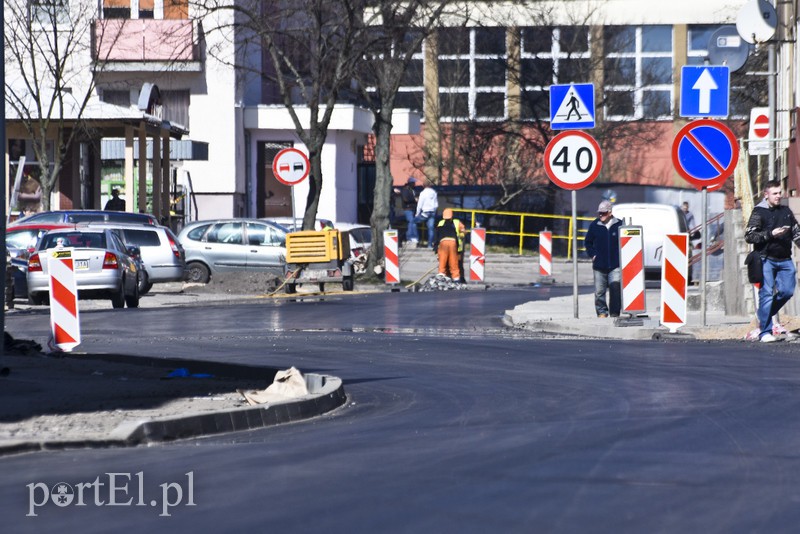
[610,203,690,279]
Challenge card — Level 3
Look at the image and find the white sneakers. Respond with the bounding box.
[760,333,779,343]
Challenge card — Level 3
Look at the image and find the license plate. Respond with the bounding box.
[75,259,89,270]
[305,269,327,280]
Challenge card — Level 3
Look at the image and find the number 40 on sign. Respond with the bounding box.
[544,130,603,190]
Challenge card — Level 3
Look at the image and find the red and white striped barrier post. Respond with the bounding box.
[619,226,646,315]
[469,228,485,282]
[660,233,689,333]
[48,248,81,352]
[539,231,552,276]
[384,230,400,285]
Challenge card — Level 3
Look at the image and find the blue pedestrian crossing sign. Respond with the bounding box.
[550,83,595,130]
[680,66,730,118]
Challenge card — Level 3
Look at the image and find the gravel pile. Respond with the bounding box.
[419,274,468,292]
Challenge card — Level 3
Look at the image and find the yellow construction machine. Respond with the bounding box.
[283,230,355,293]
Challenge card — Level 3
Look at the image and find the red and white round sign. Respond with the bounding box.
[544,131,603,190]
[752,113,769,138]
[272,148,310,186]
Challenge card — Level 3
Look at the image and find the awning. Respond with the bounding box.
[100,138,208,161]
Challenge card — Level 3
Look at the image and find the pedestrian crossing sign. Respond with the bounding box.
[549,83,595,130]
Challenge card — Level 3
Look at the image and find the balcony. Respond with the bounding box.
[92,19,202,72]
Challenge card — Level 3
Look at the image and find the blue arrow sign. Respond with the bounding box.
[680,66,730,118]
[550,83,595,129]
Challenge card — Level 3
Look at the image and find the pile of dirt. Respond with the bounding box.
[186,272,283,295]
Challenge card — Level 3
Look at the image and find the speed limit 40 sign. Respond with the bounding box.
[544,130,603,190]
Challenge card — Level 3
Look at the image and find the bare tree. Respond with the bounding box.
[352,1,456,273]
[195,0,367,230]
[4,0,107,211]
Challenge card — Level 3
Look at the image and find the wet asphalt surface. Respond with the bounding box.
[3,288,800,533]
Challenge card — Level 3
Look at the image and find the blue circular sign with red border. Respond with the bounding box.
[671,119,739,191]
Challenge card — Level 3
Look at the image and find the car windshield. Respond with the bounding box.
[41,232,106,250]
[6,230,37,250]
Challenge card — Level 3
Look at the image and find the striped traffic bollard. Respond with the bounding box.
[660,233,689,333]
[619,226,646,315]
[539,231,552,276]
[384,230,400,285]
[48,248,81,352]
[470,228,486,282]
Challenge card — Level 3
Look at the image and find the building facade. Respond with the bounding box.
[5,0,797,226]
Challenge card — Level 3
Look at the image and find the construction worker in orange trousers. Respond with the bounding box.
[433,208,465,281]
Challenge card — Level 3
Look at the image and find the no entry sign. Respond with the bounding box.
[671,119,739,191]
[272,148,310,186]
[748,107,770,156]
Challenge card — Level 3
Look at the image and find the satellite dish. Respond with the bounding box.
[736,0,777,44]
[708,26,752,72]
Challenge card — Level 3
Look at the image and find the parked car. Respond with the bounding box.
[11,210,158,227]
[177,219,288,283]
[82,222,187,294]
[6,223,74,299]
[27,228,141,308]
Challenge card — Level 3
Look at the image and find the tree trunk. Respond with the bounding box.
[367,110,395,276]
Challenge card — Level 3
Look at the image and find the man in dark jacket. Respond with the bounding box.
[584,200,622,317]
[745,180,800,342]
[401,178,419,245]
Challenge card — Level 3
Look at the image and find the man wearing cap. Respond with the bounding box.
[584,200,622,318]
[401,177,419,245]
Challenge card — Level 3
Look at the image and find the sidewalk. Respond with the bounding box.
[503,288,755,341]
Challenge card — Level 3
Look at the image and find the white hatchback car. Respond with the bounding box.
[83,222,186,293]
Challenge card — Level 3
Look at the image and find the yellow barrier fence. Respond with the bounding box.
[450,208,594,259]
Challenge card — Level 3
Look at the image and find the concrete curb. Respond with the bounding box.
[111,374,346,445]
[0,353,347,456]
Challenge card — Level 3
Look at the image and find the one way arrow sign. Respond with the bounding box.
[680,65,730,118]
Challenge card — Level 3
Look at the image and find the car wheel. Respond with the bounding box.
[285,283,297,294]
[186,262,211,284]
[27,292,46,306]
[343,275,354,291]
[125,277,140,308]
[138,271,151,295]
[111,282,125,309]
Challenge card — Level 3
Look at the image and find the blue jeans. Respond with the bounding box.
[758,257,797,338]
[415,212,435,247]
[594,268,621,316]
[404,210,418,242]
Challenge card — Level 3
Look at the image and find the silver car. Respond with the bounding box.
[177,219,287,283]
[27,228,141,308]
[83,222,186,293]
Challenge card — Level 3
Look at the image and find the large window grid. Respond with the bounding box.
[437,27,507,122]
[519,26,592,121]
[604,25,673,121]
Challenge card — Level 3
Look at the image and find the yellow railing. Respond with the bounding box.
[450,208,594,259]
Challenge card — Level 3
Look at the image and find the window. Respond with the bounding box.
[367,36,425,113]
[438,27,506,121]
[206,223,243,244]
[161,90,190,128]
[604,25,673,121]
[122,229,161,247]
[101,90,131,107]
[520,26,592,120]
[30,0,69,25]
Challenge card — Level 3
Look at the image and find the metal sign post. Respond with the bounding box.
[701,187,708,326]
[572,190,578,319]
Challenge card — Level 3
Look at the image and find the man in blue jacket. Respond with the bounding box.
[584,200,622,317]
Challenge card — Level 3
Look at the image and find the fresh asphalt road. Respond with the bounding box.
[3,289,800,533]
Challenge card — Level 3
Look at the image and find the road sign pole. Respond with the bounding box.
[768,42,776,182]
[701,187,708,326]
[572,190,578,319]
